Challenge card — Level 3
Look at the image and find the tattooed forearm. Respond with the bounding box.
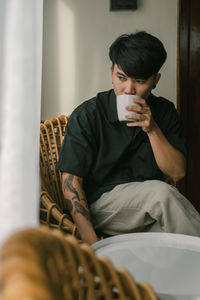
[74,201,91,221]
[63,174,80,201]
[81,195,88,206]
[65,198,73,213]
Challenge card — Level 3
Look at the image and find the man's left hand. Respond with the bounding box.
[125,98,156,133]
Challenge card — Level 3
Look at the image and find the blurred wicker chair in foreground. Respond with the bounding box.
[40,115,80,238]
[1,227,161,300]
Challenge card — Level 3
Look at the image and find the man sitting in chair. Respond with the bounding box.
[57,31,200,245]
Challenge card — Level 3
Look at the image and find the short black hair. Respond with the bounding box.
[109,31,167,79]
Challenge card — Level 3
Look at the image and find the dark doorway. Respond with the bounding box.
[178,0,200,212]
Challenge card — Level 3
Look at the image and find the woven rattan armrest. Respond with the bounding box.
[40,190,80,238]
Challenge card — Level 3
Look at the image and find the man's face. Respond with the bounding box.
[110,64,161,99]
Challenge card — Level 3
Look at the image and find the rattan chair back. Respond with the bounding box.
[40,115,68,211]
[1,227,161,300]
[40,115,80,237]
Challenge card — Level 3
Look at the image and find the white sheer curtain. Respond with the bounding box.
[0,0,43,245]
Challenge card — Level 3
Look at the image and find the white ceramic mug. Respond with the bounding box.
[116,94,141,122]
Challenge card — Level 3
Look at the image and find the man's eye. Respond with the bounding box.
[118,76,126,81]
[136,79,146,84]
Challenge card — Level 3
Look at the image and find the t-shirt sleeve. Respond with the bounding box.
[56,111,94,178]
[160,102,187,158]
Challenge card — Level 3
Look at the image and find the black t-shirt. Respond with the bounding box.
[57,89,187,205]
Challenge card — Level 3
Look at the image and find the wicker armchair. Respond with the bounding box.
[1,227,160,300]
[40,115,79,237]
[40,114,175,239]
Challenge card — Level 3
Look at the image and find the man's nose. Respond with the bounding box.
[124,79,136,95]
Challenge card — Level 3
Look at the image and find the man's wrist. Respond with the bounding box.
[146,122,159,136]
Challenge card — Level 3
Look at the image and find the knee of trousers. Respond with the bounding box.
[144,180,175,207]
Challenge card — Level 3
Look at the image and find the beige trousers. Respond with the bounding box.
[90,180,200,237]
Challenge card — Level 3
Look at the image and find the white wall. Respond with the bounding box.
[41,0,178,120]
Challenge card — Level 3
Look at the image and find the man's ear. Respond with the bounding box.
[110,65,113,74]
[110,65,114,84]
[154,73,161,85]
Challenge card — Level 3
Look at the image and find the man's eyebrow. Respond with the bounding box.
[116,72,127,77]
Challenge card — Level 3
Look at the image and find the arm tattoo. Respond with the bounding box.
[64,198,73,213]
[74,201,91,221]
[81,195,88,207]
[64,174,80,201]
